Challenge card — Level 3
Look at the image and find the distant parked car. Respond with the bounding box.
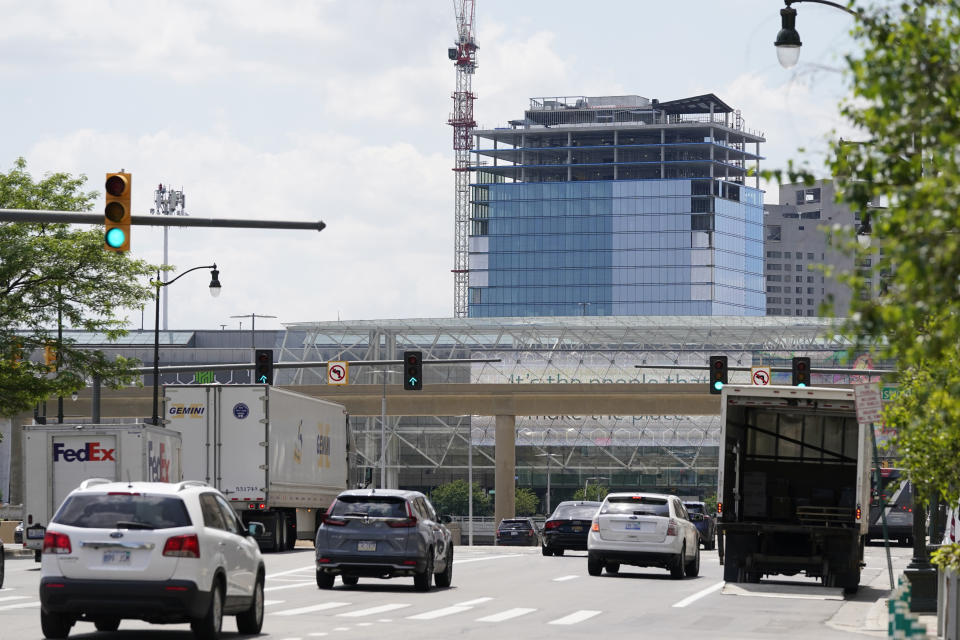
[587,492,700,579]
[683,501,717,550]
[14,522,23,545]
[314,489,453,591]
[496,518,541,547]
[541,501,601,556]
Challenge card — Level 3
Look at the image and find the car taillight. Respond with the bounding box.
[43,531,71,555]
[591,521,599,532]
[545,521,561,530]
[163,534,200,558]
[322,514,348,526]
[387,501,418,528]
[666,518,678,536]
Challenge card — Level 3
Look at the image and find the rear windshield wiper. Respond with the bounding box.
[342,511,368,517]
[114,521,156,530]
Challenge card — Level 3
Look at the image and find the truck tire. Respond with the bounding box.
[285,511,297,551]
[723,555,740,582]
[705,535,716,551]
[684,544,700,577]
[670,544,686,579]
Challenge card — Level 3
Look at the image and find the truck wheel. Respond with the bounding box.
[670,544,686,579]
[414,553,433,592]
[40,609,73,639]
[235,573,264,634]
[316,570,335,589]
[706,536,716,551]
[723,558,740,582]
[587,554,603,576]
[684,544,700,577]
[435,546,453,588]
[285,512,297,551]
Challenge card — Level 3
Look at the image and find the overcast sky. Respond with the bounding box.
[0,0,859,331]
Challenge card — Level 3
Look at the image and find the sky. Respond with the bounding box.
[0,0,861,331]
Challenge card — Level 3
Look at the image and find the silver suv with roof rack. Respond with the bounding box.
[39,479,265,639]
[314,488,453,591]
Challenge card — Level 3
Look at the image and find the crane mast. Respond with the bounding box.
[448,0,477,318]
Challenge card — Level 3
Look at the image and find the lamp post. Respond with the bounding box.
[370,369,399,489]
[537,452,562,515]
[584,475,609,502]
[230,312,277,381]
[151,264,221,425]
[774,0,860,69]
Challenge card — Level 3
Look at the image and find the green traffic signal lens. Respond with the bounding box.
[713,380,723,391]
[105,227,126,248]
[797,382,807,388]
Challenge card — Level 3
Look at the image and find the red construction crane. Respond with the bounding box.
[448,0,477,318]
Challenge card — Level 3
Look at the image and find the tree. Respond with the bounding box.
[429,479,491,517]
[703,492,719,515]
[0,157,155,417]
[514,487,538,516]
[787,1,960,569]
[572,484,609,502]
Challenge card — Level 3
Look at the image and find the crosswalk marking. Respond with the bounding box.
[477,607,536,622]
[264,600,286,606]
[275,602,351,616]
[337,603,410,617]
[264,581,316,592]
[0,596,29,604]
[0,601,40,611]
[553,575,579,582]
[549,609,602,625]
[457,597,493,606]
[407,605,473,620]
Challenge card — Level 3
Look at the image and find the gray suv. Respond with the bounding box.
[314,489,453,592]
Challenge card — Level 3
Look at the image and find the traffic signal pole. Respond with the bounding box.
[0,208,326,232]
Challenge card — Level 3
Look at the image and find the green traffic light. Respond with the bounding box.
[713,380,724,391]
[797,382,807,387]
[105,227,126,248]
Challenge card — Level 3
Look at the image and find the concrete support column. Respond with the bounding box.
[494,414,516,529]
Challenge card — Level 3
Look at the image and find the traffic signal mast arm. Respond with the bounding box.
[635,363,896,376]
[0,208,327,232]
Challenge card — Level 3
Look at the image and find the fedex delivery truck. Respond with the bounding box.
[22,423,182,557]
[163,385,349,551]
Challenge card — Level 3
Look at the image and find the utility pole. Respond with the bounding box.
[150,184,188,330]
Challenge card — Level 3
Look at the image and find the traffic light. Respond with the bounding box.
[709,355,728,395]
[43,343,56,372]
[254,349,274,385]
[104,172,132,252]
[792,357,811,387]
[403,350,423,391]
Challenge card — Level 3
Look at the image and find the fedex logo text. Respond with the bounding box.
[148,440,172,482]
[53,441,116,463]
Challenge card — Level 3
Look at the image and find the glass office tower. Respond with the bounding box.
[467,94,766,317]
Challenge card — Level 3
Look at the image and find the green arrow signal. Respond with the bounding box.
[408,376,418,386]
[258,375,268,383]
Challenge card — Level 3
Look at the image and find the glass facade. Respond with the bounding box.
[468,178,765,317]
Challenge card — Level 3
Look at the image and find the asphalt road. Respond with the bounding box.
[0,542,916,639]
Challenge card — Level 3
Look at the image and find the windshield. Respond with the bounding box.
[684,503,705,514]
[330,496,408,518]
[53,494,191,529]
[602,496,670,517]
[499,520,533,530]
[551,505,600,520]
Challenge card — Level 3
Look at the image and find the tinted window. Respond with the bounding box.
[601,496,670,517]
[215,495,242,535]
[551,505,599,520]
[200,494,227,530]
[499,520,532,531]
[684,503,705,514]
[331,496,408,518]
[53,494,191,530]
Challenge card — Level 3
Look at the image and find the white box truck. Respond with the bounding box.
[717,385,871,592]
[163,384,349,551]
[22,423,183,558]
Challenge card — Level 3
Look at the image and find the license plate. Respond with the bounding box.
[510,531,518,536]
[27,527,46,540]
[357,541,376,552]
[625,522,649,531]
[102,550,131,565]
[571,526,583,532]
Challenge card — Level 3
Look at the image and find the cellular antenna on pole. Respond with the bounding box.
[448,0,477,318]
[150,183,188,330]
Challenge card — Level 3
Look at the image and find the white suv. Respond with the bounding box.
[39,479,265,639]
[587,492,700,579]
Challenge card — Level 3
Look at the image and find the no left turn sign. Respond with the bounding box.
[327,361,348,385]
[751,367,771,386]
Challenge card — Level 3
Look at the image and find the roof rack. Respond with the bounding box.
[177,480,209,492]
[78,478,113,490]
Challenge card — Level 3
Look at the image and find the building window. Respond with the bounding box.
[807,299,814,305]
[796,276,803,283]
[766,275,782,282]
[807,252,815,260]
[796,287,802,293]
[796,298,802,305]
[766,226,781,241]
[766,251,782,258]
[807,276,814,283]
[785,264,792,271]
[807,287,814,294]
[767,297,781,304]
[800,210,821,219]
[767,286,782,293]
[769,308,781,315]
[796,309,803,316]
[796,187,821,204]
[796,264,803,272]
[768,264,782,271]
[806,309,815,316]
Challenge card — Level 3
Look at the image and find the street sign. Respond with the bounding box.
[327,361,348,386]
[854,382,883,424]
[751,367,771,386]
[881,385,900,401]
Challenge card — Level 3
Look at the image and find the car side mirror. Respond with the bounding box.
[247,522,265,538]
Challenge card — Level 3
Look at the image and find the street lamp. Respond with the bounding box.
[774,0,860,69]
[151,264,221,425]
[370,369,399,489]
[584,475,609,501]
[536,452,562,515]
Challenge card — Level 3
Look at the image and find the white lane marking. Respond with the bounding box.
[476,607,537,622]
[407,605,473,620]
[275,602,351,616]
[454,554,523,564]
[333,628,350,632]
[264,581,316,592]
[308,634,328,637]
[553,575,579,582]
[338,603,411,617]
[457,597,493,606]
[0,601,40,611]
[357,622,374,626]
[267,565,316,579]
[549,609,602,625]
[264,600,286,606]
[672,581,724,608]
[0,596,29,603]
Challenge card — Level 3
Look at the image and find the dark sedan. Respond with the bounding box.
[496,518,541,546]
[541,501,601,556]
